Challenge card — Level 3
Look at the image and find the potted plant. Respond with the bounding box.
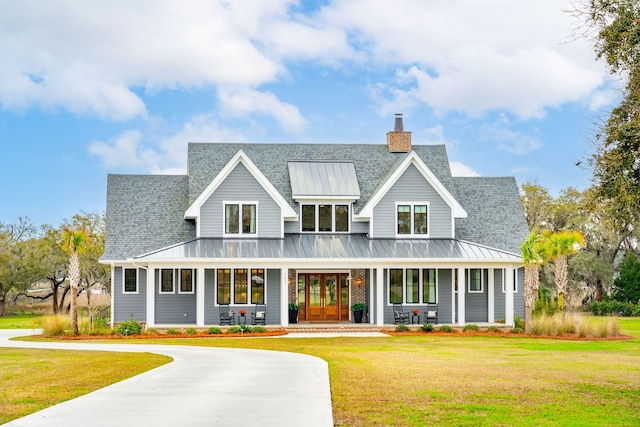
[288,302,299,324]
[238,309,247,317]
[350,303,367,323]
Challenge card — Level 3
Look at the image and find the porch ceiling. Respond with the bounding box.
[133,235,522,262]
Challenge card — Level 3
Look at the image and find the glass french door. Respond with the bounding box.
[298,273,349,321]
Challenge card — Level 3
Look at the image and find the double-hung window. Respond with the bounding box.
[389,268,438,304]
[501,269,519,293]
[301,204,349,233]
[124,269,137,294]
[396,203,429,236]
[160,269,174,294]
[225,202,257,235]
[179,269,194,294]
[216,268,266,305]
[467,268,483,293]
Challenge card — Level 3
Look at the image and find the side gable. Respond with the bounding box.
[358,151,467,220]
[184,149,297,237]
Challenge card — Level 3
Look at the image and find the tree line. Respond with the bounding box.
[0,212,108,325]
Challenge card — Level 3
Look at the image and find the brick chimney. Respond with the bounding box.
[387,113,412,152]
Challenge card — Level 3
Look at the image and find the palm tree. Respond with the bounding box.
[521,228,547,334]
[59,226,90,335]
[544,230,585,314]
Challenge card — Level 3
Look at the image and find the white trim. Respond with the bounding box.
[177,268,195,294]
[146,266,155,327]
[122,267,139,295]
[457,267,466,326]
[213,267,267,306]
[300,203,351,233]
[394,202,430,238]
[281,268,289,327]
[488,268,495,323]
[505,266,514,327]
[110,265,115,327]
[196,267,205,327]
[387,267,438,305]
[222,201,259,237]
[467,268,484,293]
[376,268,384,326]
[501,268,519,293]
[357,151,467,220]
[184,149,298,233]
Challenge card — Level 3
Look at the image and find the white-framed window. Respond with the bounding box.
[301,204,349,233]
[467,268,484,293]
[123,268,138,294]
[501,269,519,293]
[396,202,429,236]
[179,269,195,294]
[224,202,257,236]
[216,268,266,305]
[160,268,174,294]
[389,268,438,304]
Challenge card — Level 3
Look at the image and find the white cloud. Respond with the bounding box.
[450,161,480,177]
[479,116,543,155]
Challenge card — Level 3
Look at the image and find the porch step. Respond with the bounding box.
[285,323,391,333]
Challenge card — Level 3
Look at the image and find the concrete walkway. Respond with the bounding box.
[0,330,333,426]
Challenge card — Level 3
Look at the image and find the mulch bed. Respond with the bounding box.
[383,330,633,341]
[36,329,289,340]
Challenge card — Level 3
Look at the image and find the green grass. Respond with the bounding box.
[0,314,41,329]
[7,317,640,426]
[0,348,171,424]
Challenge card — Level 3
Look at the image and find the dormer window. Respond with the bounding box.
[396,202,429,236]
[301,204,349,233]
[225,202,257,235]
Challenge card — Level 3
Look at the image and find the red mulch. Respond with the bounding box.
[36,329,289,340]
[383,330,633,341]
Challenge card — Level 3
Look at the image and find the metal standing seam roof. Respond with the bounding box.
[288,161,361,198]
[133,234,522,262]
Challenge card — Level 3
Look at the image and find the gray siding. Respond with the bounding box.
[154,269,197,324]
[494,269,505,320]
[200,163,282,238]
[372,164,452,238]
[493,268,525,321]
[465,269,489,322]
[515,267,525,318]
[113,267,147,323]
[437,269,453,324]
[204,269,216,324]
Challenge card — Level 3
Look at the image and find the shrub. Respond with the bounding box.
[395,324,409,332]
[166,328,179,335]
[463,324,479,332]
[487,325,501,333]
[420,322,434,332]
[251,326,266,333]
[115,315,142,336]
[41,315,71,336]
[589,300,636,316]
[530,313,620,338]
[438,325,454,333]
[514,315,525,330]
[228,326,242,333]
[207,327,222,334]
[146,327,159,335]
[512,327,524,334]
[185,327,198,335]
[240,324,252,333]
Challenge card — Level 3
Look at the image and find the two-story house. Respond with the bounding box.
[101,114,528,328]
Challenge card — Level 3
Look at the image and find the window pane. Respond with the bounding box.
[161,269,173,293]
[225,204,239,234]
[302,205,315,232]
[406,269,419,303]
[234,269,248,304]
[423,269,436,303]
[397,205,411,234]
[340,274,349,306]
[297,275,306,306]
[251,269,264,304]
[335,205,349,232]
[469,268,482,291]
[242,204,256,234]
[389,269,403,303]
[217,269,230,304]
[319,205,332,232]
[180,269,192,293]
[414,205,428,234]
[124,269,137,293]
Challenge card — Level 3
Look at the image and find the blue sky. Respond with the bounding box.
[0,0,616,227]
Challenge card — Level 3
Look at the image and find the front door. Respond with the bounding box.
[298,273,349,321]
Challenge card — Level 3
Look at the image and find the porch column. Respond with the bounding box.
[505,266,514,327]
[457,267,466,326]
[196,267,205,327]
[376,267,384,326]
[281,268,289,327]
[109,265,115,327]
[146,266,155,327]
[369,268,375,324]
[488,268,495,323]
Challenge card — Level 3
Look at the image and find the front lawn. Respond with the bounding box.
[0,314,41,329]
[5,318,640,426]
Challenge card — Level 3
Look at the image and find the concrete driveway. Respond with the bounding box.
[0,330,333,426]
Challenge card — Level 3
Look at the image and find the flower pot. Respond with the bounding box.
[353,309,364,323]
[288,309,298,324]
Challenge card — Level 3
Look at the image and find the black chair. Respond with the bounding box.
[251,304,266,325]
[393,303,410,324]
[424,303,438,324]
[219,304,234,326]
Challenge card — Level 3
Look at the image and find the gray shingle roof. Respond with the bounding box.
[103,143,527,260]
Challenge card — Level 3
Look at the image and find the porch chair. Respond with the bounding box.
[219,304,234,326]
[251,304,267,325]
[393,303,410,324]
[425,303,438,324]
